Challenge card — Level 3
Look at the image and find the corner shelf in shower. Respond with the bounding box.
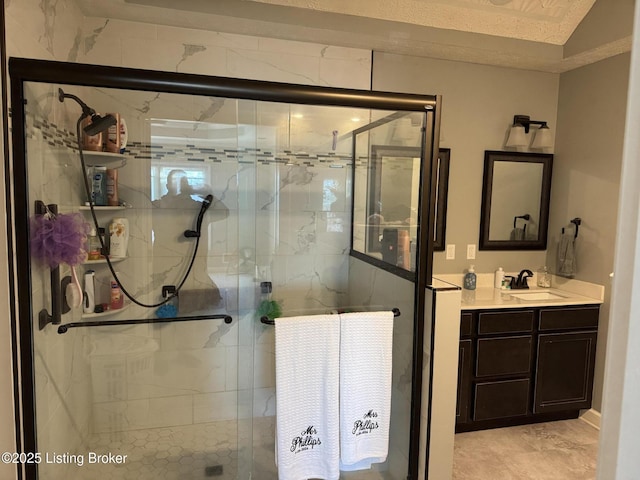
[81,303,131,319]
[83,151,127,168]
[82,256,127,265]
[78,205,127,211]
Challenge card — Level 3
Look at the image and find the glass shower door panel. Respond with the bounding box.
[23,82,251,479]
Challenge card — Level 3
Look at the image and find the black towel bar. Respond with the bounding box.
[260,307,400,325]
[57,313,233,334]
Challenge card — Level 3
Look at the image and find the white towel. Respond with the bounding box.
[339,311,394,471]
[275,314,340,480]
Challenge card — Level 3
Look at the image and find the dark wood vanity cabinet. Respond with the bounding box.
[456,305,599,432]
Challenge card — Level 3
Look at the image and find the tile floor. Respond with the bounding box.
[71,418,254,480]
[452,419,599,480]
[69,416,392,479]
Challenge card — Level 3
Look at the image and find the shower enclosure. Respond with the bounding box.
[8,58,441,479]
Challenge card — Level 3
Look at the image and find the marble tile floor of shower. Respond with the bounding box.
[72,416,390,480]
[452,418,599,480]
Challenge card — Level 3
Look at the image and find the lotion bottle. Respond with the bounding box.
[109,218,129,258]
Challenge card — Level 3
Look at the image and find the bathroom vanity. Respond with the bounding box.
[455,285,602,432]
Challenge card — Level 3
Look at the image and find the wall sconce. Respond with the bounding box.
[505,114,553,149]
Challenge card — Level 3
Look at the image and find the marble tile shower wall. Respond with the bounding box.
[27,112,354,437]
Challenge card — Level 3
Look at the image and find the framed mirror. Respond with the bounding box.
[479,150,553,250]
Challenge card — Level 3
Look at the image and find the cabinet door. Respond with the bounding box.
[534,331,597,413]
[476,336,532,377]
[474,379,530,421]
[456,339,472,424]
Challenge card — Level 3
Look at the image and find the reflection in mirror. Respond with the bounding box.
[479,151,553,250]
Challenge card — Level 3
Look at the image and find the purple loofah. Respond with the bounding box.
[30,212,90,268]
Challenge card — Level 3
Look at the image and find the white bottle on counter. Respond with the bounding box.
[494,267,505,289]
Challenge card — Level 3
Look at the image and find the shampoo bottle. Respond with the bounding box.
[464,265,477,290]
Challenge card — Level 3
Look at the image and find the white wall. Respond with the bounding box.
[553,53,630,412]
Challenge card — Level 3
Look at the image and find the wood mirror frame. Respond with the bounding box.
[479,150,553,250]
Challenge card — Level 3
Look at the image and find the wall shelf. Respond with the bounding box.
[82,256,126,265]
[83,151,127,168]
[78,205,126,211]
[81,303,131,319]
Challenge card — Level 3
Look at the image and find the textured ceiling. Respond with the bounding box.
[76,0,632,73]
[241,0,595,44]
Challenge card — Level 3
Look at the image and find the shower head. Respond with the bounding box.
[58,88,117,135]
[84,113,117,136]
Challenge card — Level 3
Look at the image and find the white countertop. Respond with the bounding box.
[433,273,604,310]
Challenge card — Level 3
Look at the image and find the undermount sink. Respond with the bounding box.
[510,291,566,301]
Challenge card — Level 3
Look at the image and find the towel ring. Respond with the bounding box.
[260,307,401,325]
[570,218,581,239]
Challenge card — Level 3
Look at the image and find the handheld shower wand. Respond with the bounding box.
[184,194,214,238]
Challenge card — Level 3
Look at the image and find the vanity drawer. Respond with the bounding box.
[460,312,473,337]
[476,336,533,377]
[478,310,535,335]
[474,379,530,421]
[539,306,599,331]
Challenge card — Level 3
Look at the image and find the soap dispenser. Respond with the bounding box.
[464,265,477,290]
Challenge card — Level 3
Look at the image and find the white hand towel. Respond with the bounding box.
[339,311,394,471]
[275,314,340,480]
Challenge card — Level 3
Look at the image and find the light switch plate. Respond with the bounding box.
[467,244,476,259]
[446,244,455,260]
